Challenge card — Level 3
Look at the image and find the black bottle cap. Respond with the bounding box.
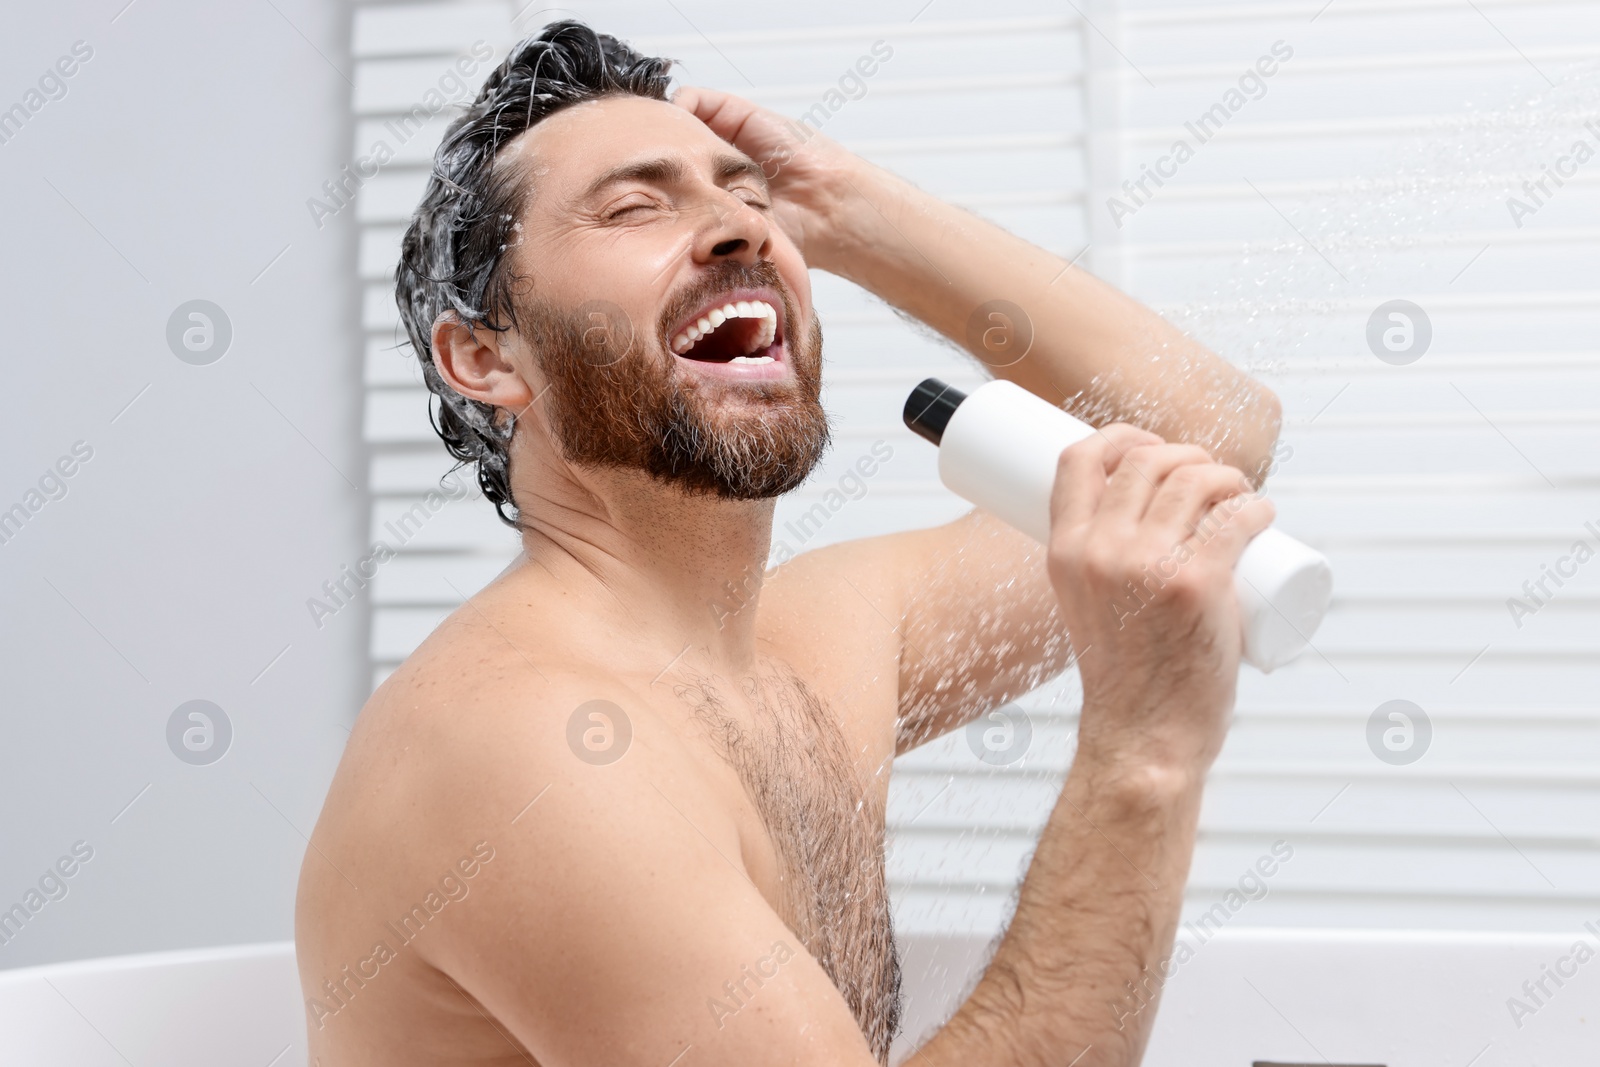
[903,378,968,446]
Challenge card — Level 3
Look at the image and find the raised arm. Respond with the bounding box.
[672,84,1282,480]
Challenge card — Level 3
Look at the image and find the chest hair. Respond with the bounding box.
[673,665,902,1064]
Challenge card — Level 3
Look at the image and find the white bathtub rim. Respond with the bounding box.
[0,939,294,984]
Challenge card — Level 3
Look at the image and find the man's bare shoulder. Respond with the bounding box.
[312,599,650,858]
[298,580,695,930]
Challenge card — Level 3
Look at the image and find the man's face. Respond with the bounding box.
[498,94,828,499]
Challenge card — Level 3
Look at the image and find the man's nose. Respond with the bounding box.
[692,196,770,266]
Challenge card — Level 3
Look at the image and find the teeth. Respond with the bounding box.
[671,299,779,357]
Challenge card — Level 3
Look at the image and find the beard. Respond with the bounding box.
[519,259,830,499]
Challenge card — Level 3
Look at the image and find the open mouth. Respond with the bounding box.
[669,293,785,367]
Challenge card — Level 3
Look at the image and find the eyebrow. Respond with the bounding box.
[578,152,770,202]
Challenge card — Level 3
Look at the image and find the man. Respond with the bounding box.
[296,20,1281,1067]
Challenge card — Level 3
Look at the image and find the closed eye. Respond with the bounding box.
[604,197,663,220]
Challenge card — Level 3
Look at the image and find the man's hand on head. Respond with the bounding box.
[671,86,862,271]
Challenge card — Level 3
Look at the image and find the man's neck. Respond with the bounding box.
[513,456,776,678]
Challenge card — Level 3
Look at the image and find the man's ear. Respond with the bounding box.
[430,313,536,410]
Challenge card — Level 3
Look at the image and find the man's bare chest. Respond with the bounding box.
[664,662,904,1062]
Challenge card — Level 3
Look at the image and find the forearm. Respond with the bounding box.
[914,748,1205,1067]
[817,160,1281,483]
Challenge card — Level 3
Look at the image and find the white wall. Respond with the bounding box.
[0,1,365,969]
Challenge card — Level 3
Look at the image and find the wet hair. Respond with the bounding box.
[395,20,674,526]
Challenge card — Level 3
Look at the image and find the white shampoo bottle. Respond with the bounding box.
[904,377,1331,673]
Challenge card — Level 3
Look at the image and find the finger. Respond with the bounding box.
[669,84,714,116]
[669,84,759,144]
[1092,423,1163,477]
[1048,424,1160,531]
[1183,493,1277,571]
[1100,443,1213,521]
[1145,462,1255,536]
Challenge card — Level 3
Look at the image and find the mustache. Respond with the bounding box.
[655,259,792,352]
